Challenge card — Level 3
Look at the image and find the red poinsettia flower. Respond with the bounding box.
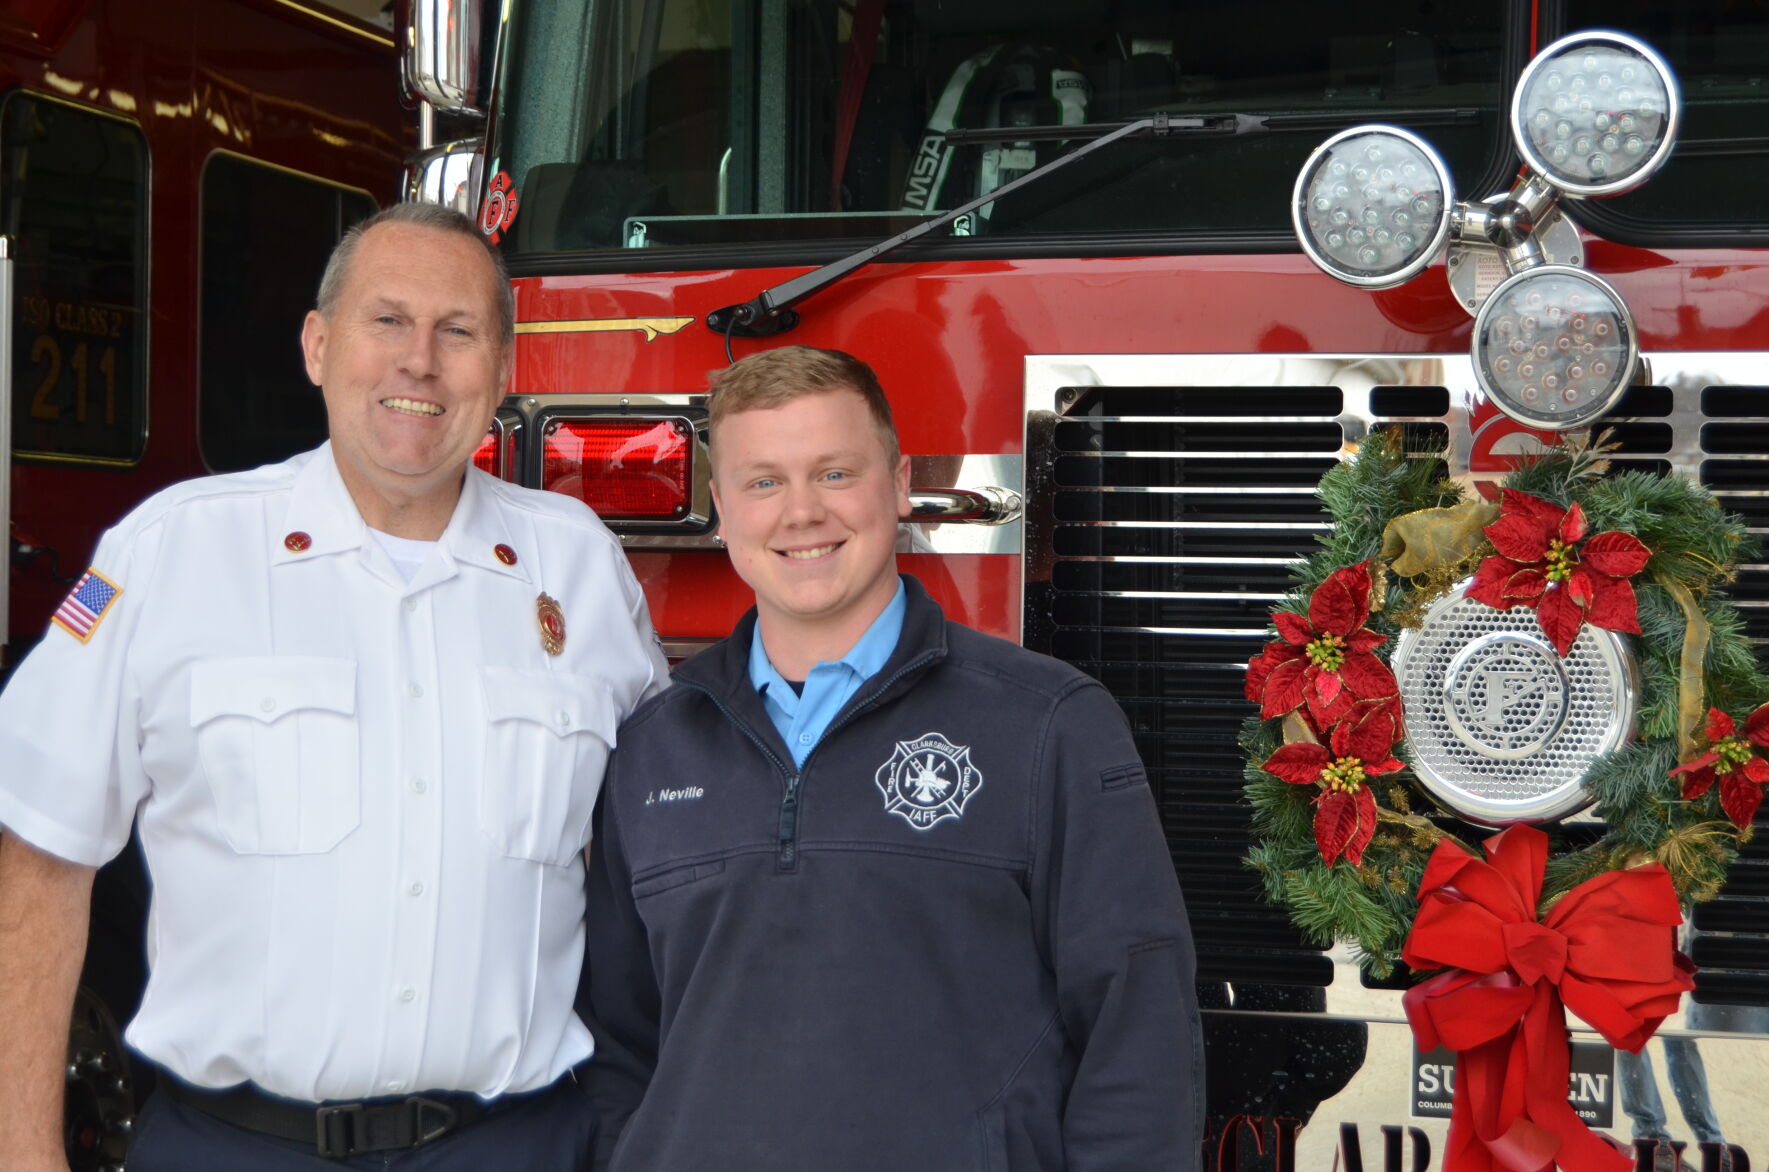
[1244,561,1399,728]
[1671,704,1769,830]
[1464,489,1651,657]
[1261,706,1404,867]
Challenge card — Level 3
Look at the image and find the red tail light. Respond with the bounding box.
[471,432,500,476]
[542,418,693,520]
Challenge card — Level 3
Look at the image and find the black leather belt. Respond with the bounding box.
[163,1075,521,1159]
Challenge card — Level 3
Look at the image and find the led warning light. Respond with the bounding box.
[1512,30,1680,199]
[1472,265,1637,430]
[1291,125,1454,289]
[542,418,693,520]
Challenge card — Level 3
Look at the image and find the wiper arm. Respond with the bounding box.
[941,106,1480,144]
[705,107,1483,338]
[941,112,1272,145]
[707,113,1218,338]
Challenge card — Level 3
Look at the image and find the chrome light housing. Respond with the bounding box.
[1511,29,1680,199]
[1292,125,1454,289]
[1471,265,1637,430]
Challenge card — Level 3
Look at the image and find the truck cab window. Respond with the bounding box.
[1559,0,1769,239]
[491,0,1513,256]
[197,154,377,473]
[3,93,148,465]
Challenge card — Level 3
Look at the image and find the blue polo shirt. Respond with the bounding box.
[748,579,906,767]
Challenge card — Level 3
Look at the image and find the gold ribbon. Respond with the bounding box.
[1281,711,1319,745]
[1658,574,1711,761]
[1380,499,1500,579]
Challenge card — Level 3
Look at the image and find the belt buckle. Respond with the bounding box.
[315,1102,364,1159]
[410,1096,459,1147]
[315,1097,459,1158]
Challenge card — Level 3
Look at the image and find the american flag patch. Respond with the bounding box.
[52,569,122,643]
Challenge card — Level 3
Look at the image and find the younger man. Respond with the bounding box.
[582,345,1203,1170]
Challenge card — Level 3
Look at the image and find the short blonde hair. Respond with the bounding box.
[707,346,900,466]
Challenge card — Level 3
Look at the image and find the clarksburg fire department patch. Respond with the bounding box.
[875,733,982,831]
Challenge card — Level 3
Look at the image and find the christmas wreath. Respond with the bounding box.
[1241,429,1769,978]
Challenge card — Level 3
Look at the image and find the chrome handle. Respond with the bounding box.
[905,486,1022,525]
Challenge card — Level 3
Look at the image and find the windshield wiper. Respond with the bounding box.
[704,107,1479,338]
[943,106,1479,144]
[706,114,1229,338]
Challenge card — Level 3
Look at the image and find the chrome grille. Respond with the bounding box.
[1023,353,1769,1001]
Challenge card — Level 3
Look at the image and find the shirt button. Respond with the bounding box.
[398,988,416,1003]
[556,711,572,728]
[408,682,424,698]
[408,882,424,897]
[260,697,276,714]
[410,778,428,794]
[798,733,812,744]
[403,597,417,613]
[386,1080,405,1093]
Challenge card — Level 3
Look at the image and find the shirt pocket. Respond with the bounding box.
[189,657,360,855]
[478,667,617,866]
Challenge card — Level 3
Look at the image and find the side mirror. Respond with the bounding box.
[400,0,491,115]
[403,138,484,214]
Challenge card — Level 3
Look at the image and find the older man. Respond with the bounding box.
[581,345,1203,1170]
[0,203,666,1170]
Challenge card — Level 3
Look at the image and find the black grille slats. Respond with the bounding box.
[1024,362,1769,1005]
[1031,382,1350,988]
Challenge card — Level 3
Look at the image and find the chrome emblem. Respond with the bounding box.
[1443,634,1569,760]
[1391,581,1637,825]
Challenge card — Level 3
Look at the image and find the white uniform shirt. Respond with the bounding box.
[0,445,667,1101]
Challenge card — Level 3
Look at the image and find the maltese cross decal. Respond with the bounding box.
[875,732,983,830]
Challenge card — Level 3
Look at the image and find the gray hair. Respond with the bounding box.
[315,202,516,348]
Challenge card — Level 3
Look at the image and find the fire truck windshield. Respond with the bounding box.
[488,0,1512,258]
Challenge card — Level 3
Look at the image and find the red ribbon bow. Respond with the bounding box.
[1402,825,1694,1172]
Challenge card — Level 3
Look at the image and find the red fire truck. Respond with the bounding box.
[398,0,1769,1166]
[1,0,408,662]
[0,2,407,1164]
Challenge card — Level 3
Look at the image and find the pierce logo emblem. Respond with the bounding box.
[875,733,982,830]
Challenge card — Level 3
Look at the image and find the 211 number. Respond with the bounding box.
[29,334,118,426]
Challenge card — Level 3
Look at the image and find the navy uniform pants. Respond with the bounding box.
[126,1077,597,1171]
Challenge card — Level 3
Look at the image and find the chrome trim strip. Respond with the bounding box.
[1059,520,1331,530]
[1056,556,1306,564]
[492,393,1023,554]
[1086,590,1291,601]
[1060,449,1347,459]
[1085,485,1320,494]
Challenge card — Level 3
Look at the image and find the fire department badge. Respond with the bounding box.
[536,592,566,656]
[875,733,982,830]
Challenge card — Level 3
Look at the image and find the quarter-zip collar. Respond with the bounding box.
[673,573,951,761]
